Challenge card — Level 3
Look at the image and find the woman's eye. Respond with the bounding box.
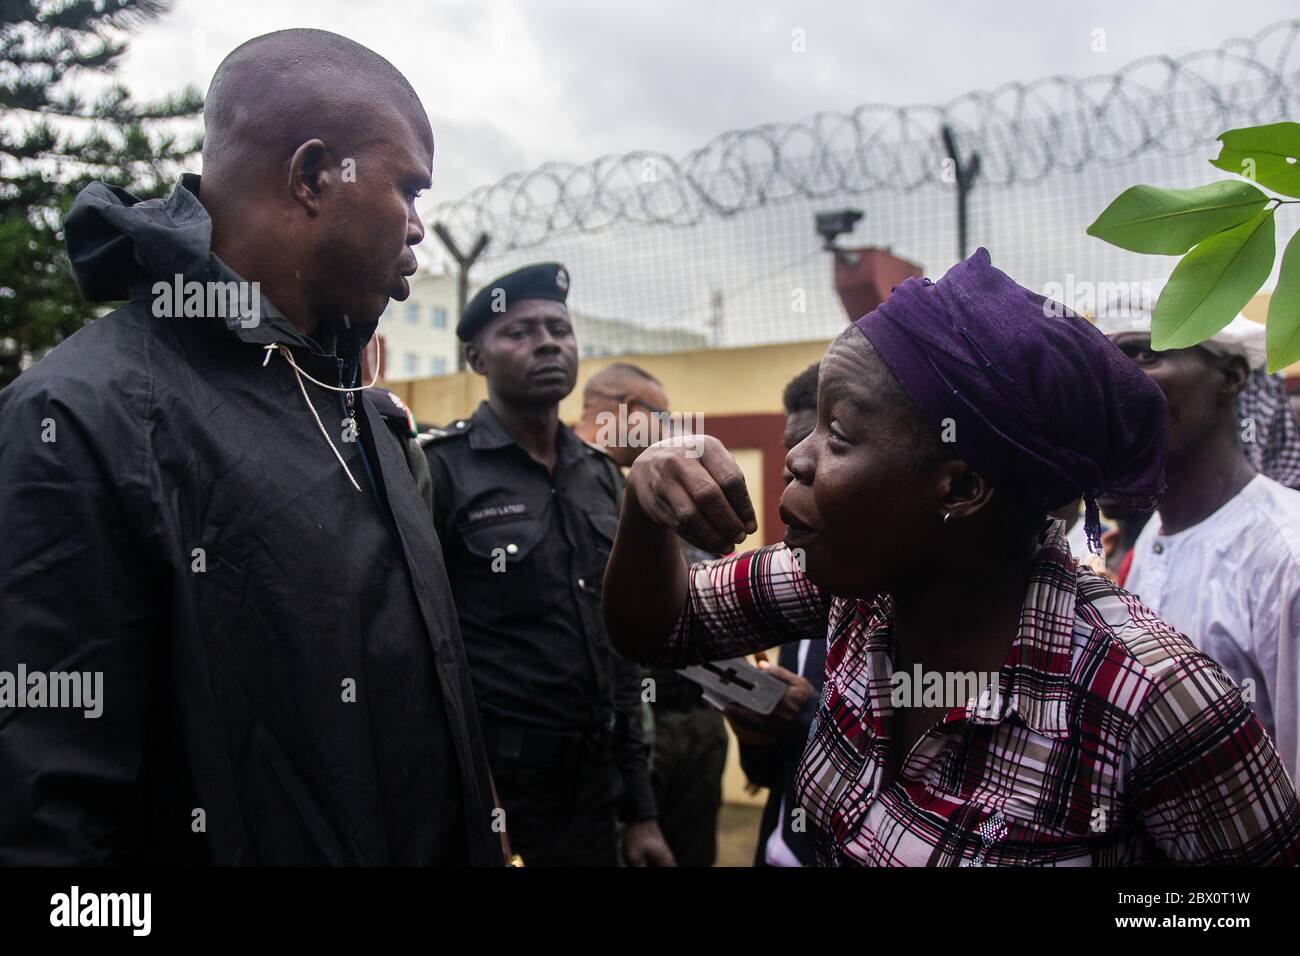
[828,422,849,443]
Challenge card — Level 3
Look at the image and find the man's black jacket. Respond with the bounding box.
[0,175,500,865]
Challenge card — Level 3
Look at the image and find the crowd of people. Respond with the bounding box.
[1,28,1299,867]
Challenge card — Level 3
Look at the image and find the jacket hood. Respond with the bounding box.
[64,173,374,357]
[67,173,212,303]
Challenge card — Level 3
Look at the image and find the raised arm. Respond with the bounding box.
[602,435,756,660]
[602,435,830,664]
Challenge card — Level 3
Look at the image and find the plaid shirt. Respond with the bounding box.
[662,523,1300,866]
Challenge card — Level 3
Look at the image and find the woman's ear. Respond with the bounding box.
[939,459,996,521]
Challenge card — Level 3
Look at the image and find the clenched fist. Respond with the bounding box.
[625,436,759,556]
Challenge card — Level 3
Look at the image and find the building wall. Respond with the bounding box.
[387,337,832,425]
[376,272,460,381]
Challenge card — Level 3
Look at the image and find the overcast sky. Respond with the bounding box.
[106,0,1296,210]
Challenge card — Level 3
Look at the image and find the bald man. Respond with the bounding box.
[573,363,671,468]
[0,30,499,865]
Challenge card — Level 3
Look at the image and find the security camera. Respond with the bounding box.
[815,209,864,250]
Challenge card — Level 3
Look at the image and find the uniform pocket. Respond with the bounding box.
[455,515,546,611]
[585,509,619,551]
[459,515,544,569]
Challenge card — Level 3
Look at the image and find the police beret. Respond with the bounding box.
[457,262,570,341]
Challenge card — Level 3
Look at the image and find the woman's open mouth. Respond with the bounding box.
[779,503,819,546]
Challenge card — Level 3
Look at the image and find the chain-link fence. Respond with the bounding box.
[430,19,1300,356]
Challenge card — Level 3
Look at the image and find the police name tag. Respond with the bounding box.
[677,657,787,715]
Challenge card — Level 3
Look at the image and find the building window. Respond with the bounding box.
[405,352,418,376]
[432,307,447,328]
[405,303,419,324]
[432,356,447,376]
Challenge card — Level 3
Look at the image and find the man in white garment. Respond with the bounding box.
[1109,315,1300,783]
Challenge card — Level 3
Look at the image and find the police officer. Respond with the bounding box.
[423,262,674,866]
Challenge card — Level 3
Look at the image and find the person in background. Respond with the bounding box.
[729,362,826,867]
[1113,316,1300,782]
[604,249,1300,865]
[576,363,727,866]
[573,363,670,469]
[779,362,819,456]
[424,262,673,866]
[1239,366,1300,491]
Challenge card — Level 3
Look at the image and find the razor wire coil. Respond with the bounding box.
[431,19,1300,256]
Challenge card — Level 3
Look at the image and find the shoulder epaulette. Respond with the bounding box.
[367,387,418,438]
[417,418,473,447]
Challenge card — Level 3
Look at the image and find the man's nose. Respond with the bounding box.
[407,207,425,246]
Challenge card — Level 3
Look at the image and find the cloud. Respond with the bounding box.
[425,114,531,204]
[94,0,1300,203]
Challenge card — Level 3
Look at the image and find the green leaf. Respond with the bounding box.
[1267,229,1300,372]
[1086,181,1269,254]
[1152,207,1275,351]
[1211,122,1300,199]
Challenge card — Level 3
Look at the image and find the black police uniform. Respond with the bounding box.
[423,401,657,865]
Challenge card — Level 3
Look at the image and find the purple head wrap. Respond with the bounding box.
[854,248,1168,553]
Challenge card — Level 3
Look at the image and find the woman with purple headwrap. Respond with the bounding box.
[602,249,1300,866]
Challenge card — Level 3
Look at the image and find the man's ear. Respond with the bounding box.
[939,459,996,522]
[1220,355,1251,399]
[464,340,486,375]
[288,139,333,217]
